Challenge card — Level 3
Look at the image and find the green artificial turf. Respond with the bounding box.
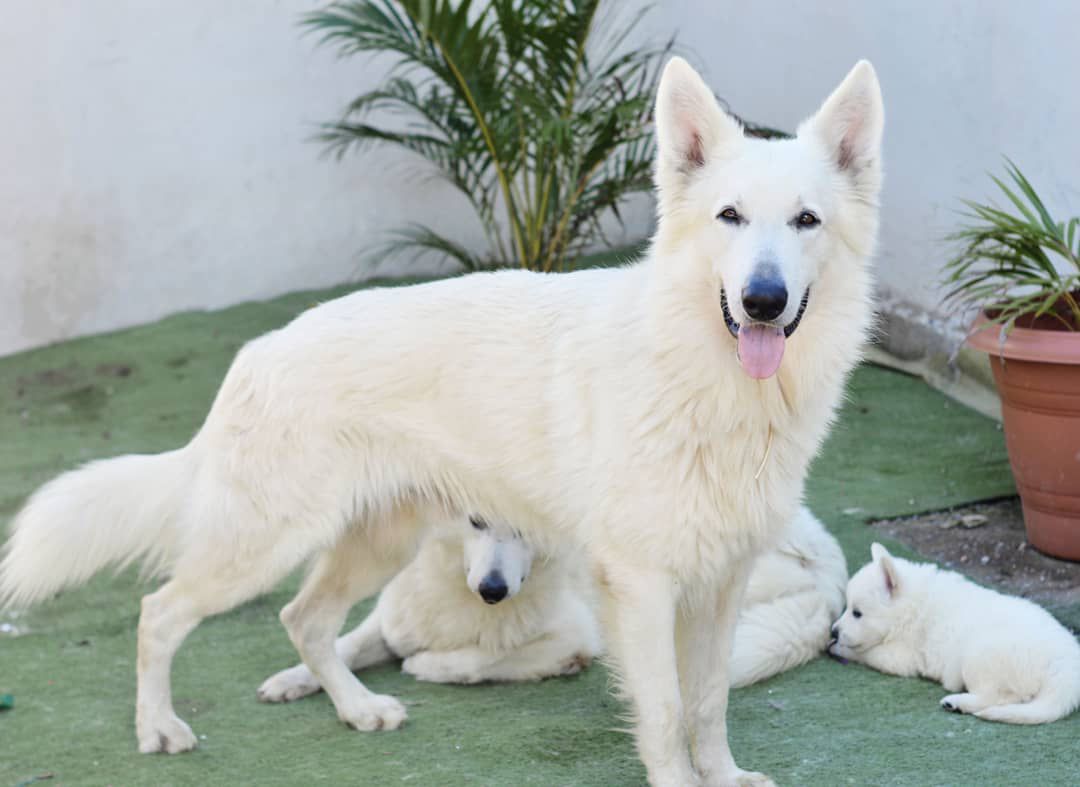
[1,276,1077,787]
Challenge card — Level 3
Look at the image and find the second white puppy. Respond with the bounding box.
[830,543,1080,724]
[258,514,601,699]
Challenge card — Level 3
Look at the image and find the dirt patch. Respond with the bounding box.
[873,498,1080,609]
[94,362,133,378]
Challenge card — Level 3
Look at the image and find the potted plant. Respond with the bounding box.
[944,160,1080,560]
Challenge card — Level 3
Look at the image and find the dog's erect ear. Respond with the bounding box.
[655,57,741,181]
[870,542,899,598]
[801,60,883,182]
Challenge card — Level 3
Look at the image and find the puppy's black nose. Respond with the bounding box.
[478,572,508,604]
[830,624,840,640]
[741,277,788,322]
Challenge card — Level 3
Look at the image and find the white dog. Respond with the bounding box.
[829,543,1080,724]
[257,514,602,698]
[730,507,847,688]
[1,57,882,786]
[257,507,845,699]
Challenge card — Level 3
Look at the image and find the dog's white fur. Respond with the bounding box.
[1,58,882,786]
[257,515,602,698]
[257,506,845,700]
[730,507,847,688]
[830,543,1080,724]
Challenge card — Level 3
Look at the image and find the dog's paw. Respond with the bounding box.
[137,713,198,755]
[402,652,479,684]
[257,665,322,703]
[700,768,775,787]
[339,693,407,731]
[558,652,592,677]
[734,773,776,787]
[941,693,981,714]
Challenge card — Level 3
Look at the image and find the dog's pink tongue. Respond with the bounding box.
[737,324,785,379]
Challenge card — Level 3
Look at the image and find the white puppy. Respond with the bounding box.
[259,507,844,699]
[730,507,847,688]
[829,543,1080,724]
[258,514,601,700]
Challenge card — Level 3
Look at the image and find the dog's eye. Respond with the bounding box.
[469,516,488,531]
[852,608,862,619]
[795,210,820,228]
[717,206,741,224]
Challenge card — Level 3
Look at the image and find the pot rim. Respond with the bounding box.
[967,311,1080,364]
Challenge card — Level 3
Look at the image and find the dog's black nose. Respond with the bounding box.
[741,277,788,322]
[478,572,508,604]
[830,624,840,640]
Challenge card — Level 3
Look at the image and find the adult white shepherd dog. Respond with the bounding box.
[1,58,883,786]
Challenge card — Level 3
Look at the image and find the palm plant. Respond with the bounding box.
[944,159,1080,331]
[303,0,673,272]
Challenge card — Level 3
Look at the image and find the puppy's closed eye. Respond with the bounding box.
[852,608,863,619]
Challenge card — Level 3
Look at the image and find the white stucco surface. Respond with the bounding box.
[4,1,1078,356]
[1,0,483,356]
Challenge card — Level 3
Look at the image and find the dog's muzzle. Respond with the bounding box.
[721,287,810,339]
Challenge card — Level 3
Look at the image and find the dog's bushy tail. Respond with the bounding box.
[729,590,833,688]
[974,666,1080,725]
[0,449,192,608]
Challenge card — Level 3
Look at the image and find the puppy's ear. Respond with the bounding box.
[800,60,883,189]
[870,542,899,598]
[654,57,741,184]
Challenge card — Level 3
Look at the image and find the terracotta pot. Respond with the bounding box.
[967,310,1080,561]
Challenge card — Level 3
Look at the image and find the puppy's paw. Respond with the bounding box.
[941,692,985,715]
[699,765,775,787]
[732,771,776,787]
[402,652,480,684]
[339,693,407,731]
[559,652,592,676]
[136,713,198,755]
[257,664,322,703]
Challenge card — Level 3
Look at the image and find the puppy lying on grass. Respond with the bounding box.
[829,543,1080,724]
[259,507,846,700]
[259,514,601,698]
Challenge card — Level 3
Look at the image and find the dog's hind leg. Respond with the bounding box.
[279,519,419,731]
[136,542,311,754]
[402,624,592,685]
[257,604,393,703]
[439,599,599,684]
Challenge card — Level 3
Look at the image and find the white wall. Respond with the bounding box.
[4,1,1079,357]
[662,0,1080,330]
[0,0,485,356]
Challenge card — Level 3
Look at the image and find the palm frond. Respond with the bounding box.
[371,223,491,272]
[306,0,672,274]
[942,159,1080,331]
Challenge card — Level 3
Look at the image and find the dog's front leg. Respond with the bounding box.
[678,568,775,787]
[595,561,700,787]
